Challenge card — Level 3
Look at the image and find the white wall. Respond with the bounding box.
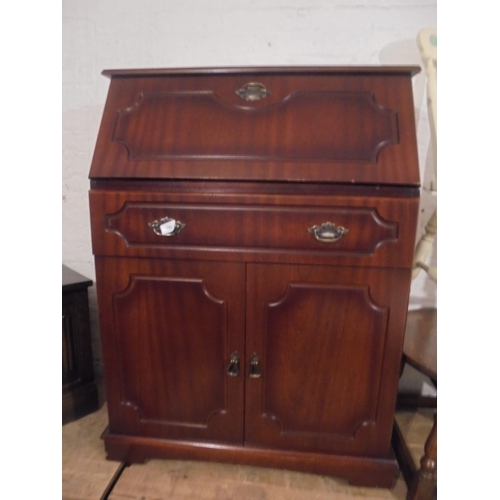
[62,0,437,373]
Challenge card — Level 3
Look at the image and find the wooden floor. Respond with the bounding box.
[62,402,435,500]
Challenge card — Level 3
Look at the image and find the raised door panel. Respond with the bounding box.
[112,91,397,162]
[95,257,245,444]
[245,264,411,456]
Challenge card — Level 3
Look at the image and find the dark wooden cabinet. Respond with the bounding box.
[95,257,246,444]
[62,265,99,424]
[89,67,420,487]
[245,264,411,458]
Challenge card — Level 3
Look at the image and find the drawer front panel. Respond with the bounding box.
[90,191,418,268]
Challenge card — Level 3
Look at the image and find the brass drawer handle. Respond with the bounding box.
[235,82,270,102]
[308,222,348,243]
[148,216,186,237]
[226,352,240,377]
[249,353,262,378]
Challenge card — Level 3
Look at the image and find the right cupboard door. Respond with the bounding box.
[244,263,411,457]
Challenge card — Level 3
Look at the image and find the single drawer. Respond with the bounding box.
[90,190,418,268]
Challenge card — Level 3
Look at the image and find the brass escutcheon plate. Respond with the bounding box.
[235,82,270,102]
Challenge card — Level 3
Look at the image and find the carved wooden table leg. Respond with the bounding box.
[407,414,437,500]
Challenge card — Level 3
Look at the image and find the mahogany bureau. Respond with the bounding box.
[88,66,420,487]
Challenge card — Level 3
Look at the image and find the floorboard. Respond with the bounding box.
[62,404,121,500]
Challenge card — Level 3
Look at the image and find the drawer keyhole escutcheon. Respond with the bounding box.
[226,352,240,377]
[148,216,186,237]
[235,82,270,102]
[308,222,349,243]
[249,353,262,378]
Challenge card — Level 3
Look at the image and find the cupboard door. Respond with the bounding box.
[95,257,246,444]
[245,264,411,456]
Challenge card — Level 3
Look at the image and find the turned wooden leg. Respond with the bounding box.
[407,414,437,500]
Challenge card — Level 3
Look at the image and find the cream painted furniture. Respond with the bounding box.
[413,28,437,282]
[393,28,437,500]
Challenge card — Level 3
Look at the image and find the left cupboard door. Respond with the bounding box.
[95,257,246,445]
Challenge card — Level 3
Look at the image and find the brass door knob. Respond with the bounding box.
[249,353,262,378]
[226,352,240,377]
[235,82,270,102]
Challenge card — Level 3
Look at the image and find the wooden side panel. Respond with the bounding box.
[62,297,81,388]
[95,257,246,444]
[62,288,99,424]
[245,264,411,457]
[62,290,95,389]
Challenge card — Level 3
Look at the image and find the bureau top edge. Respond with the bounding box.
[102,65,421,78]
